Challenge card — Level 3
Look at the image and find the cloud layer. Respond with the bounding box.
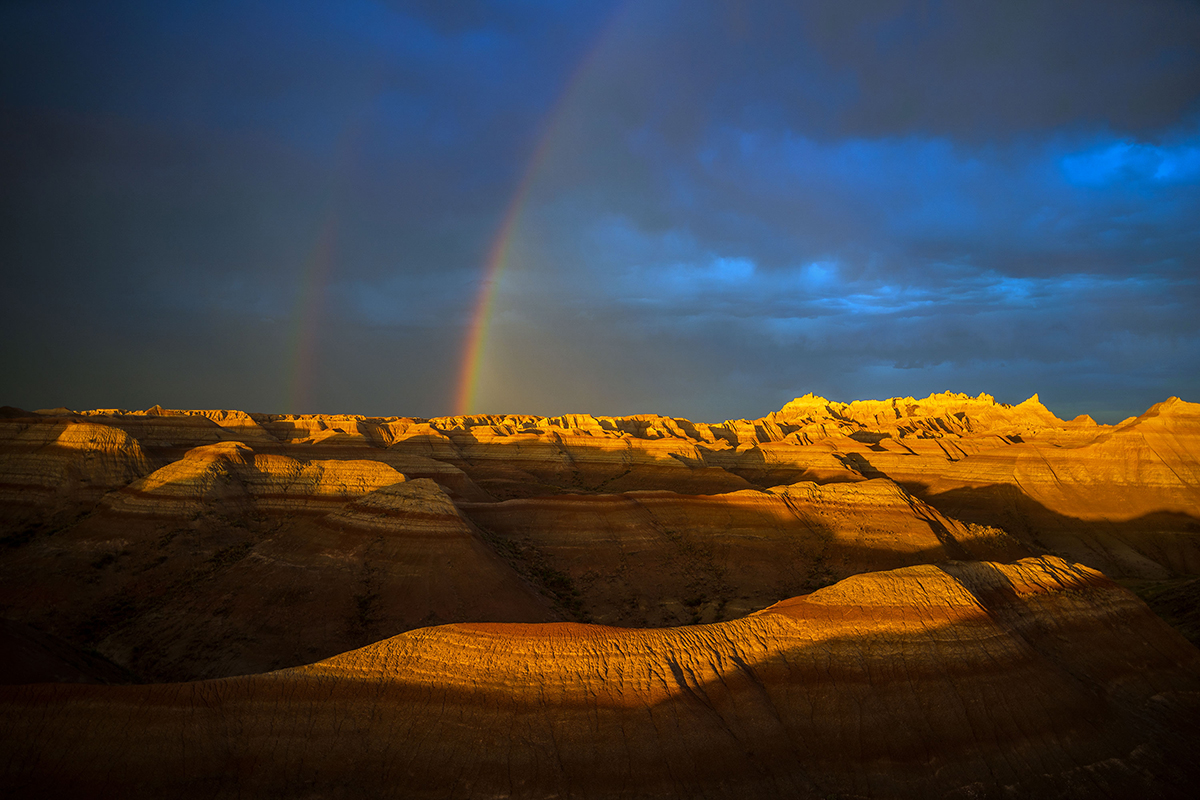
[1,0,1198,421]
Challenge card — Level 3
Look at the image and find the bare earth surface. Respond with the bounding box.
[2,557,1198,798]
[1,394,1198,797]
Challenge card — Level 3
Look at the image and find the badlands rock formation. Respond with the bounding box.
[462,478,1025,626]
[0,618,134,685]
[2,393,1199,797]
[1,393,1198,680]
[0,436,554,680]
[3,557,1198,798]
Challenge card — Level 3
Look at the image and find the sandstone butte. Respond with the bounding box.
[1,393,1199,797]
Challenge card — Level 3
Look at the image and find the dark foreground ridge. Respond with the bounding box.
[3,556,1200,799]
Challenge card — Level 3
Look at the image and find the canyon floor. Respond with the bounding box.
[2,392,1199,798]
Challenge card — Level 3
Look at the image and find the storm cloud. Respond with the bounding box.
[1,0,1197,421]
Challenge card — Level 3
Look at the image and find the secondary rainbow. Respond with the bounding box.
[282,102,378,415]
[287,213,339,415]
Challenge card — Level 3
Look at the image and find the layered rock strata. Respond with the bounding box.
[1,394,1197,682]
[464,478,1028,626]
[2,557,1197,799]
[0,437,556,680]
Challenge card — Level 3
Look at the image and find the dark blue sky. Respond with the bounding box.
[2,0,1198,422]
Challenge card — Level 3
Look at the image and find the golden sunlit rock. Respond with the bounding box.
[1,394,1198,797]
[2,556,1198,798]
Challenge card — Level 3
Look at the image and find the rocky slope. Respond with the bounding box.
[3,557,1198,799]
[1,393,1197,681]
[0,429,557,680]
[0,619,135,685]
[463,478,1027,626]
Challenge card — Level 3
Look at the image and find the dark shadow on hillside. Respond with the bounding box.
[909,481,1200,580]
[459,491,982,629]
[434,428,759,498]
[848,430,892,446]
[936,560,1021,609]
[1119,576,1200,649]
[0,618,141,685]
[4,572,1200,800]
[713,445,865,488]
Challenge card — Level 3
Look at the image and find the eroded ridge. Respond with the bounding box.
[2,556,1198,799]
[2,394,1198,682]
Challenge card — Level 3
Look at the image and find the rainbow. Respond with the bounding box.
[451,142,546,417]
[287,213,339,415]
[283,99,378,415]
[452,4,630,416]
[281,11,630,418]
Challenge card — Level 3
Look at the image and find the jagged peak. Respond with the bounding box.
[781,392,833,408]
[778,390,1013,420]
[1152,396,1196,414]
[905,391,1000,408]
[194,409,256,421]
[1133,396,1200,423]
